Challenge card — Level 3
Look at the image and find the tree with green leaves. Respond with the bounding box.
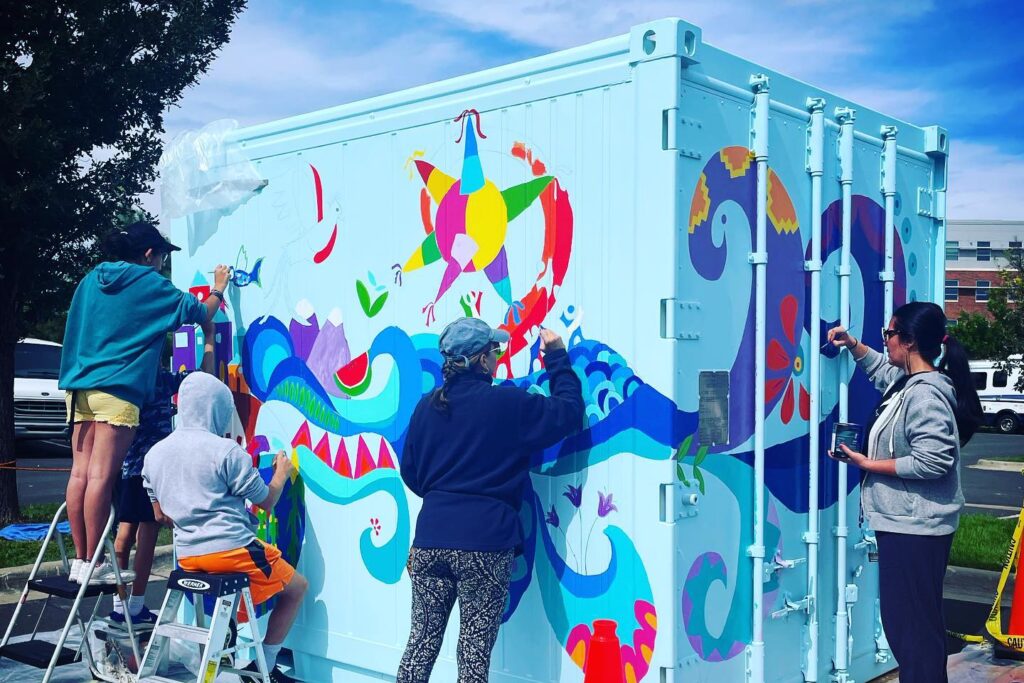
[952,310,1002,360]
[0,1,246,523]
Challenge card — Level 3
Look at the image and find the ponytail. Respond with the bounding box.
[893,301,984,446]
[431,357,469,415]
[938,334,984,445]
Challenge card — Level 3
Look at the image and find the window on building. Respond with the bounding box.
[978,241,991,262]
[973,372,988,390]
[977,280,991,302]
[994,371,1009,388]
[945,241,959,261]
[1011,241,1022,251]
[945,279,959,302]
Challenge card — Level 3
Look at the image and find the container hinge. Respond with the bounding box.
[764,552,806,582]
[770,593,812,620]
[660,299,701,340]
[748,251,768,265]
[801,530,820,544]
[660,482,699,523]
[935,189,947,220]
[917,187,934,217]
[804,259,822,273]
[835,264,851,277]
[878,270,895,283]
[746,544,765,559]
[662,107,680,151]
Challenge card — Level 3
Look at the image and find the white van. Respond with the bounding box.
[970,359,1024,433]
[14,338,67,440]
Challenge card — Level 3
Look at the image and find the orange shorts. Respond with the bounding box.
[178,539,295,622]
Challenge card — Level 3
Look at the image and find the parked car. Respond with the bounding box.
[971,358,1024,434]
[14,338,67,440]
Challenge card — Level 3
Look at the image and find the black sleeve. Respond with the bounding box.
[516,348,585,450]
[400,400,426,497]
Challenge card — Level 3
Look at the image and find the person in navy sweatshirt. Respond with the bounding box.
[397,317,584,683]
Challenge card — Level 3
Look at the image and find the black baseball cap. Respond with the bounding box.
[123,221,181,253]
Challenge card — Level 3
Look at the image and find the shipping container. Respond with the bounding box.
[169,16,949,682]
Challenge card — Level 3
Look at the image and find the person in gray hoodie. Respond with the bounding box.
[827,301,982,683]
[143,372,307,683]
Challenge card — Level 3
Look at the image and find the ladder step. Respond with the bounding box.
[155,622,212,644]
[0,640,78,668]
[137,676,194,683]
[28,575,121,599]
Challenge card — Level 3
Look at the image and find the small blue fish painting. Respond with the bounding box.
[231,246,264,288]
[232,257,263,287]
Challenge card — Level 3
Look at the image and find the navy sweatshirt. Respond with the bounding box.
[401,348,584,552]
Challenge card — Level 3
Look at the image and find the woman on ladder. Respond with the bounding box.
[827,301,983,683]
[58,221,230,584]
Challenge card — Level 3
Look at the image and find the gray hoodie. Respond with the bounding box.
[142,373,270,557]
[855,347,964,536]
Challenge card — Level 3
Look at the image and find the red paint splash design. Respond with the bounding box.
[313,224,338,264]
[310,163,324,223]
[496,142,573,378]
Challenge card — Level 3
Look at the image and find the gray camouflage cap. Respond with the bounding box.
[438,317,510,364]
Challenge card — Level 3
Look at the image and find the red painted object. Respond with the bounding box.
[1009,547,1024,635]
[583,619,624,683]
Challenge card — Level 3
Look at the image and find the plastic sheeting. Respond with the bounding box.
[0,522,70,542]
[158,120,266,220]
[0,626,245,682]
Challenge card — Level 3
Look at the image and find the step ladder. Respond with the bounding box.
[0,502,140,683]
[137,569,270,683]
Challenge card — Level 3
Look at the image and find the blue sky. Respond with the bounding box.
[162,0,1024,219]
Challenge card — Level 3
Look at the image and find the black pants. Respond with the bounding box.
[397,547,514,683]
[876,530,953,683]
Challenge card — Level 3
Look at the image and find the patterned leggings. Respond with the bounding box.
[397,547,514,683]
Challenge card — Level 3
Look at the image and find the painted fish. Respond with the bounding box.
[231,257,263,288]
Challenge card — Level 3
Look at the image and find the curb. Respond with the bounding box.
[0,544,174,592]
[945,565,1011,606]
[971,459,1024,473]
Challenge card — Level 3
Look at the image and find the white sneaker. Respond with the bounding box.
[69,559,83,583]
[87,562,136,585]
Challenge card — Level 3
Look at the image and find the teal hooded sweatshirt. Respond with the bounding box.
[59,262,207,408]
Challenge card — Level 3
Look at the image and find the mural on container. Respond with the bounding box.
[172,114,912,680]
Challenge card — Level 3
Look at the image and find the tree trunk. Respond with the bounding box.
[0,282,21,524]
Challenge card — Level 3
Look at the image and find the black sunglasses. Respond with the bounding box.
[881,327,901,341]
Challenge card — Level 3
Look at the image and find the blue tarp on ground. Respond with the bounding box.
[0,522,71,542]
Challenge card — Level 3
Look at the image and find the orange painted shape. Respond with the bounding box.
[354,436,376,478]
[292,421,312,450]
[313,433,332,465]
[720,146,754,178]
[767,169,800,234]
[333,440,352,478]
[377,440,396,469]
[688,172,711,233]
[570,640,587,668]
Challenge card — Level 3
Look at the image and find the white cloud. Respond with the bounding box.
[144,0,1020,224]
[948,140,1024,220]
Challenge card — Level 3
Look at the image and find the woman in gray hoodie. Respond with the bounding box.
[827,301,982,683]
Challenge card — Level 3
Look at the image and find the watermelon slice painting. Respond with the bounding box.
[334,352,372,397]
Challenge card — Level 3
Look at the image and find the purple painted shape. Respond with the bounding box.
[308,317,351,398]
[173,326,197,372]
[214,321,232,372]
[681,593,693,622]
[432,259,465,305]
[289,315,319,362]
[726,642,745,659]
